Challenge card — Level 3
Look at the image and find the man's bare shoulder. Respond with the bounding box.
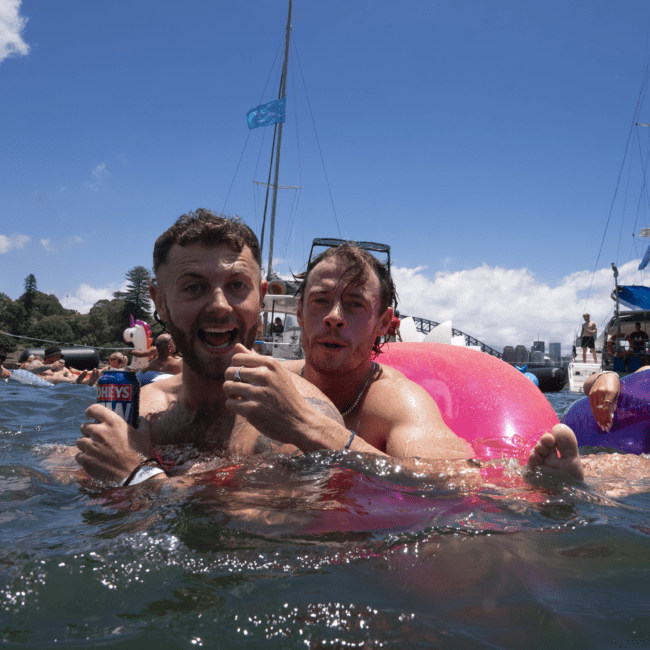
[140,374,182,415]
[283,360,304,375]
[372,363,437,410]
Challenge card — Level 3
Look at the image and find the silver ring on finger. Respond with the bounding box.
[234,367,243,382]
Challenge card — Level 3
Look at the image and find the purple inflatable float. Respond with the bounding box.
[562,370,650,454]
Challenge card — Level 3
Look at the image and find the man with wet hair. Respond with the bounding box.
[226,240,583,477]
[229,242,469,459]
[76,209,347,485]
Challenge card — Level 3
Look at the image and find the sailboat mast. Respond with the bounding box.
[267,0,293,281]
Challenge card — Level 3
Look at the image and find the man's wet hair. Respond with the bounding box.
[153,209,262,275]
[295,242,398,357]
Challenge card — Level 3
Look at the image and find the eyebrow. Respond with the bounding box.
[308,282,369,299]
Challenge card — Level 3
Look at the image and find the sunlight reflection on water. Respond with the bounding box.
[0,381,648,648]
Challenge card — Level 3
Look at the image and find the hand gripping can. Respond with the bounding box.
[96,370,140,428]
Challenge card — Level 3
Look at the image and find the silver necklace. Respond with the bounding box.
[300,361,377,417]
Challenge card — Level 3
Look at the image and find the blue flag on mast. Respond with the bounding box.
[639,244,650,271]
[246,98,286,129]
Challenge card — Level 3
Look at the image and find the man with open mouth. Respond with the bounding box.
[76,209,345,486]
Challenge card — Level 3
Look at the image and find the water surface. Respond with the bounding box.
[1,380,649,649]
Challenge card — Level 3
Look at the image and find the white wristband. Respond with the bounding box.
[122,465,166,486]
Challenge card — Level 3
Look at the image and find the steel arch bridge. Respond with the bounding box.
[405,316,503,359]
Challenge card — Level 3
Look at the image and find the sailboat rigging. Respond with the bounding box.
[246,0,294,284]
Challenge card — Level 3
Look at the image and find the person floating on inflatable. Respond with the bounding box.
[123,316,153,370]
[562,367,650,454]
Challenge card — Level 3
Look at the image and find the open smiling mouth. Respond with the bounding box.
[198,327,238,351]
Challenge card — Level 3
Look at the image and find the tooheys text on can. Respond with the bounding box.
[96,370,140,428]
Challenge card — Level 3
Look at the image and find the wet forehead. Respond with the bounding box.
[159,242,261,284]
[307,257,380,300]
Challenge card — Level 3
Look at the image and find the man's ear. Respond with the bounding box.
[297,298,304,327]
[150,282,169,322]
[259,279,268,306]
[376,307,393,337]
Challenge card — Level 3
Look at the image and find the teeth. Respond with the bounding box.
[202,327,233,333]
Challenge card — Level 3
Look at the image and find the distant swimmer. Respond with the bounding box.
[32,347,100,385]
[0,352,10,379]
[580,313,598,364]
[143,333,183,375]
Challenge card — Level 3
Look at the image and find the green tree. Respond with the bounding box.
[30,292,71,320]
[27,315,75,347]
[0,293,21,353]
[115,266,153,323]
[0,292,27,334]
[22,274,37,314]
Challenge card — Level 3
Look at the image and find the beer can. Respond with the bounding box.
[96,370,140,428]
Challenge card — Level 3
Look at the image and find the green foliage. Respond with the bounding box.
[0,284,159,356]
[0,292,27,334]
[22,274,37,314]
[121,266,153,322]
[27,315,76,346]
[23,292,72,320]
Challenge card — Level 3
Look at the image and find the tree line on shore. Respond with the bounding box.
[0,267,162,361]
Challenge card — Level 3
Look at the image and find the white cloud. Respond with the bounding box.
[393,260,645,354]
[40,238,55,251]
[0,0,29,65]
[0,232,29,253]
[60,281,128,314]
[86,162,109,191]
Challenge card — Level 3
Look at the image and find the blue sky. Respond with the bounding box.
[3,0,650,353]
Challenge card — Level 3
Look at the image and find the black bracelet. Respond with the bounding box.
[122,458,162,487]
[344,430,355,451]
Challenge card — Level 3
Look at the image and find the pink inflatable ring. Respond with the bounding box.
[380,342,560,461]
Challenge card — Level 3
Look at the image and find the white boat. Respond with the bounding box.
[567,112,650,391]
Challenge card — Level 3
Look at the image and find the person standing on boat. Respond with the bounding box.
[580,314,598,364]
[626,321,649,362]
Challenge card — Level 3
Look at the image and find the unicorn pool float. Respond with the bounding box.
[123,316,153,371]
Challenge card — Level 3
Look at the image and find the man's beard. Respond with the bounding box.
[166,315,257,381]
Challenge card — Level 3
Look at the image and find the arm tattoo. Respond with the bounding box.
[254,435,284,454]
[304,397,345,425]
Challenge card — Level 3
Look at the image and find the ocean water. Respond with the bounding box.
[1,380,649,649]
